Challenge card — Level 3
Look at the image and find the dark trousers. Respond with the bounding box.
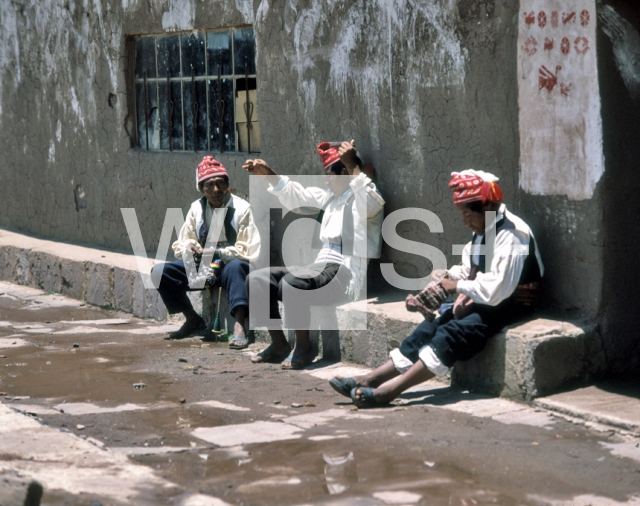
[399,299,535,368]
[152,259,250,317]
[247,263,351,329]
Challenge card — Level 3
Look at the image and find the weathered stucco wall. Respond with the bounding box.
[0,0,521,273]
[1,0,636,374]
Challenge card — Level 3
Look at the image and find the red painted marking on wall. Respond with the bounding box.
[562,12,576,25]
[580,10,590,27]
[574,36,590,54]
[538,11,547,28]
[551,11,559,28]
[539,65,562,92]
[561,37,570,55]
[524,36,538,56]
[544,38,554,51]
[560,83,572,97]
[525,11,535,25]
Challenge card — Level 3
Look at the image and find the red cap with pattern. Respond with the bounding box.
[196,156,228,191]
[316,142,341,170]
[449,170,503,205]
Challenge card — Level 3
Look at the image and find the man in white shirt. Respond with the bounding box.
[243,141,385,369]
[330,170,544,407]
[152,156,260,343]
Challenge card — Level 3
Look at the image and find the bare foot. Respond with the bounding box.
[250,342,291,364]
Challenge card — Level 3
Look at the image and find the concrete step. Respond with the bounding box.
[452,319,607,401]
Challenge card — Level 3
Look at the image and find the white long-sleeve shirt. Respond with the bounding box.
[447,204,544,306]
[172,194,261,263]
[268,172,385,299]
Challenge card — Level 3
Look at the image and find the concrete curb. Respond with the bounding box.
[0,229,166,320]
[452,319,607,401]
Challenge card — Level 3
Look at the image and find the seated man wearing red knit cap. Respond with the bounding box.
[330,169,544,407]
[243,141,385,369]
[152,156,260,343]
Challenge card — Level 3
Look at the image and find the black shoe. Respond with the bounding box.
[167,319,207,340]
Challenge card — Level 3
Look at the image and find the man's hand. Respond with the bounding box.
[452,293,474,320]
[190,243,204,255]
[440,278,458,295]
[243,158,277,176]
[242,159,281,186]
[338,140,360,175]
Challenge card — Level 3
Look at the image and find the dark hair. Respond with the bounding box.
[198,175,229,192]
[327,160,346,175]
[464,200,485,213]
[464,200,500,213]
[327,155,363,175]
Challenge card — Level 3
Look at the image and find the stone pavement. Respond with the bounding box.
[0,280,639,505]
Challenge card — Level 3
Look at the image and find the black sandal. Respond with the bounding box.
[329,377,357,398]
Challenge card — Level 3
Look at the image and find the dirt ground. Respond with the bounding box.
[0,281,639,506]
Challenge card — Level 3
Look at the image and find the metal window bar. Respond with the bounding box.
[190,69,198,153]
[216,64,225,153]
[244,57,254,154]
[166,73,173,151]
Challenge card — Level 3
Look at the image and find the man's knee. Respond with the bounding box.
[225,259,248,274]
[246,266,270,289]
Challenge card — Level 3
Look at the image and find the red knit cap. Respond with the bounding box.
[449,170,503,205]
[316,142,341,170]
[196,156,228,191]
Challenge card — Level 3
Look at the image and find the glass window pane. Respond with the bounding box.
[135,37,157,79]
[235,77,259,153]
[207,31,232,77]
[234,28,256,75]
[157,36,181,78]
[135,81,159,149]
[208,78,235,152]
[181,33,206,77]
[184,79,208,152]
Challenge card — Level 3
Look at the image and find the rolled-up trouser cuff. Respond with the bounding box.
[389,348,413,374]
[418,345,452,377]
[390,346,451,377]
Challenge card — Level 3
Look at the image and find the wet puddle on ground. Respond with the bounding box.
[130,438,524,505]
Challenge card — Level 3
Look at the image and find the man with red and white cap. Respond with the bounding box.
[152,156,260,342]
[242,141,385,369]
[330,169,544,407]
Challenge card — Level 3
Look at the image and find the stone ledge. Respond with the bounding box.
[0,229,165,321]
[452,318,607,401]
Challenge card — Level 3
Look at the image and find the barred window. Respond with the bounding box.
[133,27,259,153]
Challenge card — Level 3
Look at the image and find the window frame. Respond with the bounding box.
[131,26,258,154]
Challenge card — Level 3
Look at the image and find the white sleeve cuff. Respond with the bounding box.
[268,175,289,193]
[349,172,370,192]
[455,279,472,296]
